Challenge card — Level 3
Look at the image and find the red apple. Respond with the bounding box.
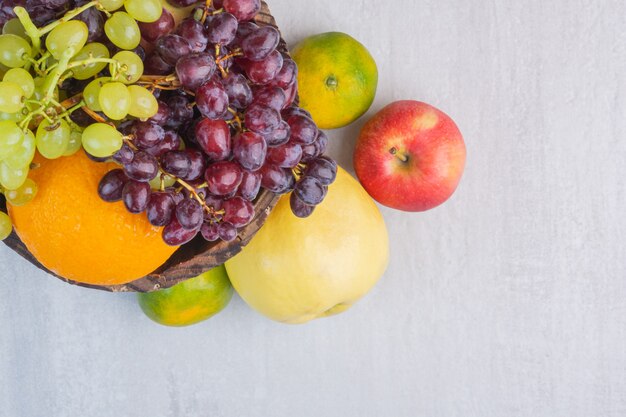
[354,100,466,212]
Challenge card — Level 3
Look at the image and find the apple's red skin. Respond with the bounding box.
[354,100,466,212]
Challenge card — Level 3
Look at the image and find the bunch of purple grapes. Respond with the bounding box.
[0,0,73,28]
[97,0,337,246]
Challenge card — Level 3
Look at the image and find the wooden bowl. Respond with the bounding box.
[0,2,284,293]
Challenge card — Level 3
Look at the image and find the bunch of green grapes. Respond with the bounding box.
[0,0,163,240]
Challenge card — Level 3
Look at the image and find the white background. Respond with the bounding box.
[2,0,626,416]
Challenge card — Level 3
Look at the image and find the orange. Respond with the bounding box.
[8,151,178,286]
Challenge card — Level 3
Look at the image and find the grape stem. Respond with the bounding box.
[37,1,99,36]
[173,175,222,218]
[13,7,41,58]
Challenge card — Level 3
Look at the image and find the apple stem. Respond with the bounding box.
[389,147,409,163]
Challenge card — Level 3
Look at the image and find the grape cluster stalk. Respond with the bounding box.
[0,0,337,247]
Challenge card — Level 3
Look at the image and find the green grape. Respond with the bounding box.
[2,18,28,39]
[100,0,125,11]
[70,43,110,80]
[0,120,24,160]
[83,77,109,112]
[45,21,89,60]
[111,51,143,84]
[27,77,59,112]
[3,68,34,98]
[5,129,35,169]
[81,123,123,157]
[104,12,141,50]
[127,85,158,120]
[0,211,11,240]
[0,111,23,123]
[36,119,70,159]
[124,0,162,23]
[0,34,32,68]
[0,161,28,190]
[63,130,82,156]
[0,81,24,113]
[4,177,37,206]
[98,82,131,120]
[149,174,176,190]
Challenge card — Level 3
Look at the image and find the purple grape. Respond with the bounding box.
[266,142,302,168]
[165,95,194,128]
[155,34,192,66]
[176,53,216,91]
[176,198,204,230]
[132,122,165,149]
[195,118,231,161]
[145,131,181,157]
[113,143,135,165]
[182,149,206,181]
[123,180,151,213]
[196,79,229,120]
[282,79,298,108]
[217,221,238,242]
[233,131,267,171]
[166,0,199,6]
[138,7,174,42]
[234,21,258,43]
[161,150,191,178]
[124,151,159,182]
[205,194,223,212]
[163,218,199,246]
[148,101,172,126]
[175,17,209,53]
[294,176,326,205]
[259,164,295,194]
[223,196,255,227]
[146,191,175,226]
[305,156,337,186]
[244,103,280,134]
[252,86,285,111]
[287,114,317,145]
[316,130,329,154]
[290,192,315,218]
[270,59,297,89]
[76,7,105,42]
[282,106,312,120]
[206,12,238,45]
[241,26,279,61]
[242,50,283,84]
[205,161,243,196]
[264,120,291,147]
[222,72,253,109]
[98,169,128,202]
[223,0,261,21]
[201,222,220,242]
[238,170,261,201]
[144,52,173,75]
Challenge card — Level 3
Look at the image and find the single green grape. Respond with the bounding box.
[99,81,131,120]
[0,120,24,160]
[149,174,176,190]
[3,68,34,98]
[0,161,28,190]
[124,0,163,23]
[5,129,35,169]
[83,77,109,112]
[0,211,12,240]
[100,0,125,11]
[36,119,70,160]
[128,85,158,120]
[70,43,111,80]
[111,51,143,84]
[0,34,32,68]
[0,81,25,114]
[81,123,123,157]
[63,130,83,156]
[2,18,28,39]
[45,20,89,60]
[4,177,38,206]
[104,12,141,50]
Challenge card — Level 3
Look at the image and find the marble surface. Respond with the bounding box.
[1,0,626,416]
